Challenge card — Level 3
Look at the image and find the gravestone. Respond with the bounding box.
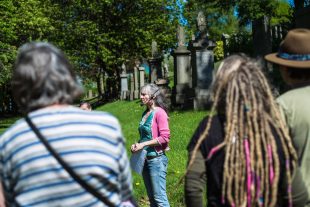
[139,66,145,89]
[88,90,93,99]
[134,65,139,99]
[148,40,163,83]
[120,63,129,100]
[129,73,134,101]
[189,11,216,110]
[172,25,193,108]
[155,78,171,107]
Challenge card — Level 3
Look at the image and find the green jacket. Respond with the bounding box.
[277,85,310,206]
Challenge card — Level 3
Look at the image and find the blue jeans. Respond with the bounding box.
[142,154,170,207]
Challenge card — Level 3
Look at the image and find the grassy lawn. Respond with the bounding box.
[0,116,20,134]
[0,101,208,206]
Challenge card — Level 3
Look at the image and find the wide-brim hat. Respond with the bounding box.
[265,28,310,69]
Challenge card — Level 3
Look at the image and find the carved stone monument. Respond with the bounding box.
[172,25,193,108]
[189,11,216,110]
[139,66,145,89]
[133,59,140,99]
[120,63,128,100]
[148,40,163,83]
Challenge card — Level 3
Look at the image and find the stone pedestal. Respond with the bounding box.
[120,73,128,100]
[134,66,139,99]
[88,90,93,99]
[189,39,216,110]
[139,66,145,88]
[129,73,134,101]
[171,46,193,108]
[155,78,171,108]
[148,57,163,83]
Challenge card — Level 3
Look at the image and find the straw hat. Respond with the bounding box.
[265,28,310,68]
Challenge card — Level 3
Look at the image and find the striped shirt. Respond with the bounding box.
[0,106,133,207]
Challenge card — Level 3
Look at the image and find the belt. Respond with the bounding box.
[146,153,163,160]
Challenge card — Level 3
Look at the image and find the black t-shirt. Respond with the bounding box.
[187,115,288,207]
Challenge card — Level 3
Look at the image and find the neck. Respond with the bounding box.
[147,104,156,111]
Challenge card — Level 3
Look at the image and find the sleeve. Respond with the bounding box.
[0,136,6,207]
[185,150,206,207]
[276,98,290,128]
[154,109,170,145]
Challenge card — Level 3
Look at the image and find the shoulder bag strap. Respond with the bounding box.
[25,115,115,207]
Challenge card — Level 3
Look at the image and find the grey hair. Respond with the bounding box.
[12,42,83,113]
[140,83,169,113]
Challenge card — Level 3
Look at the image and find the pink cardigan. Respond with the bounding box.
[152,107,170,153]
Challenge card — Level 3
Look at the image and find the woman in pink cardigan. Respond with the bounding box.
[131,83,171,207]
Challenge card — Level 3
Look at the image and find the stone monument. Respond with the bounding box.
[172,25,193,108]
[189,11,216,110]
[148,40,163,83]
[133,59,140,99]
[120,63,128,100]
[139,66,145,89]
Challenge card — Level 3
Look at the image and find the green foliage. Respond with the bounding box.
[236,0,293,26]
[0,0,179,111]
[214,41,224,62]
[225,31,253,56]
[97,100,207,206]
[51,0,177,73]
[184,1,240,41]
[270,1,293,26]
[0,0,56,82]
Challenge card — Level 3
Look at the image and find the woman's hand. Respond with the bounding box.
[131,143,144,153]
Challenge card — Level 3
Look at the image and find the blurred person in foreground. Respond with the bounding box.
[185,54,308,207]
[0,42,134,206]
[265,28,310,207]
[80,101,92,111]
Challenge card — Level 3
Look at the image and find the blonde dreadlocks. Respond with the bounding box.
[187,54,297,207]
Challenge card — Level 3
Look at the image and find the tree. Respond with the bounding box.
[179,0,240,46]
[49,0,177,99]
[0,0,56,113]
[0,0,178,106]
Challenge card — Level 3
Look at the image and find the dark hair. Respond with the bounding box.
[140,83,169,113]
[12,42,83,113]
[79,101,92,110]
[286,66,310,80]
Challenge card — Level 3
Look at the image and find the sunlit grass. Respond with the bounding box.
[0,116,20,134]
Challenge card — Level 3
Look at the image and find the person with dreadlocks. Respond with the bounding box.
[265,28,310,206]
[185,54,308,207]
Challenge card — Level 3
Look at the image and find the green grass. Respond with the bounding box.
[97,101,207,206]
[0,116,20,134]
[0,101,208,206]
